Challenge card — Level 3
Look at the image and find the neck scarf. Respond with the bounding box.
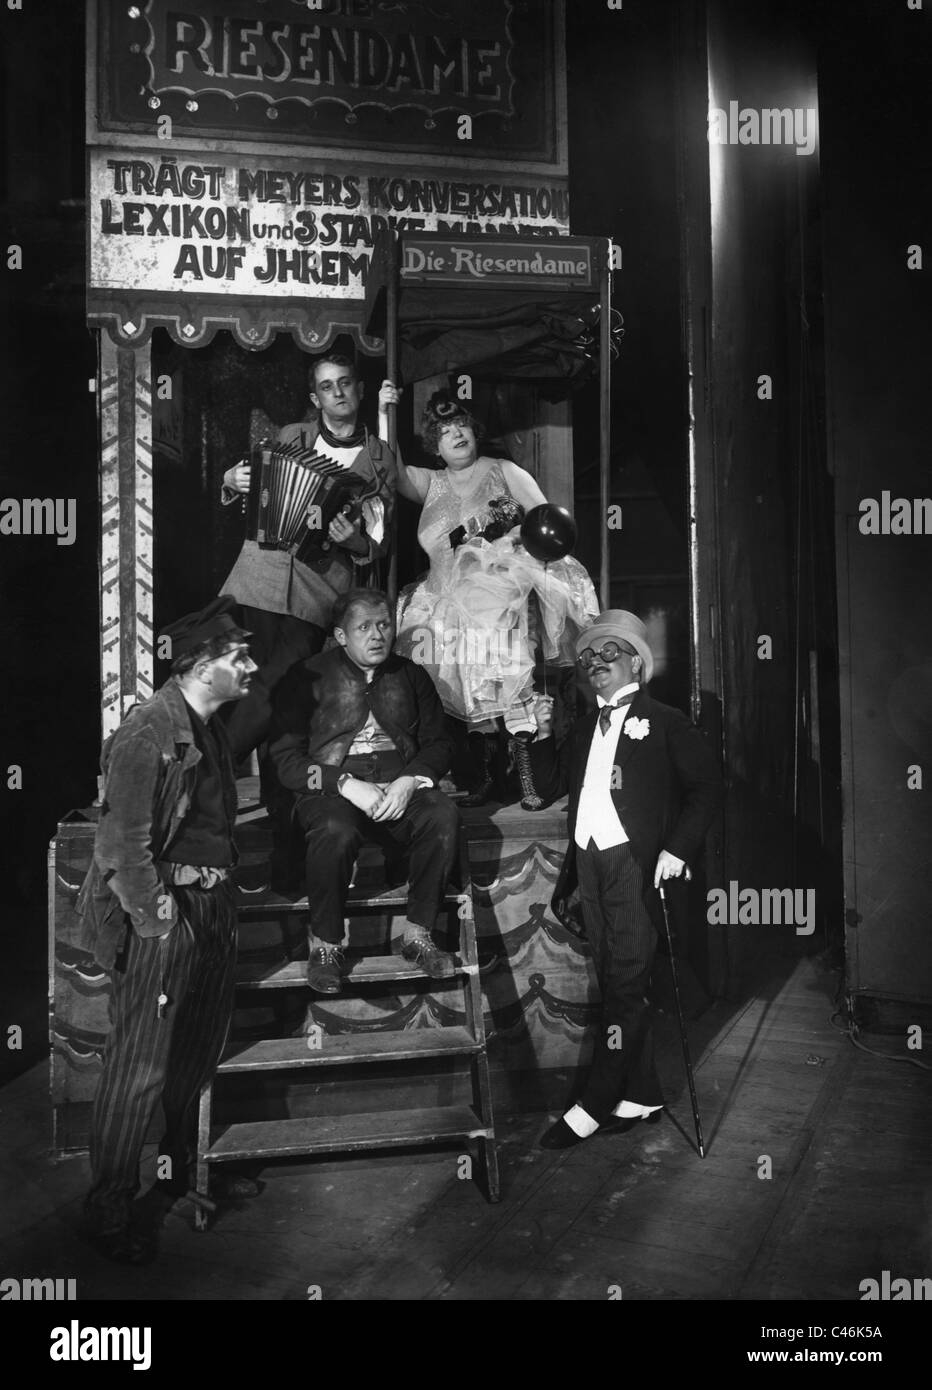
[317,419,366,451]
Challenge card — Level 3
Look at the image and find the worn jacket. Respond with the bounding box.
[269,647,453,797]
[530,688,722,929]
[220,421,396,625]
[75,680,238,968]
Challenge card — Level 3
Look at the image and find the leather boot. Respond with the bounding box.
[508,731,546,811]
[460,730,496,807]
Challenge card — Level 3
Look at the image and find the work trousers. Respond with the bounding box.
[84,880,238,1231]
[296,751,460,944]
[576,841,663,1121]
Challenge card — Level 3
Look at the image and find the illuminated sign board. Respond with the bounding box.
[94,0,565,169]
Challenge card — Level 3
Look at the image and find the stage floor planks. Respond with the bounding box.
[4,950,928,1301]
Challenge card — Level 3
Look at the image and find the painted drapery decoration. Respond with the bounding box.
[51,822,597,1148]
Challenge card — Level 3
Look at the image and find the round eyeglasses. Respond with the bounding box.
[577,641,635,669]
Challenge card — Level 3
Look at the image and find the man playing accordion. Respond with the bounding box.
[219,353,397,874]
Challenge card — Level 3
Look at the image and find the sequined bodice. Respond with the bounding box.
[417,459,513,588]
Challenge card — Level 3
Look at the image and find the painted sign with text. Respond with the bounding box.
[88,149,571,299]
[400,236,595,290]
[94,0,565,170]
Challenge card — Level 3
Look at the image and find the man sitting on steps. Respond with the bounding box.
[269,587,460,994]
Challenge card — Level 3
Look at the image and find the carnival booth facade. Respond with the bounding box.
[51,0,621,1183]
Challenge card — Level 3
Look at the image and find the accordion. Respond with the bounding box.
[245,441,367,565]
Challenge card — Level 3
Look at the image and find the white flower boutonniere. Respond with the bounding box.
[624,716,650,741]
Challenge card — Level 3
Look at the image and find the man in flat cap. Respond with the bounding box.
[529,610,722,1149]
[76,597,256,1262]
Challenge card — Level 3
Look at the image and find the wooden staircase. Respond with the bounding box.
[194,832,500,1223]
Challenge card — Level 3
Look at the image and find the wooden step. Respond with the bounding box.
[236,886,468,916]
[235,955,465,989]
[205,1106,492,1161]
[218,1026,481,1073]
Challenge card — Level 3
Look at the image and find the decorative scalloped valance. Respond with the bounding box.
[87,290,386,355]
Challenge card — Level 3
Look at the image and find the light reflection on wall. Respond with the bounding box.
[706,78,820,251]
[707,73,727,248]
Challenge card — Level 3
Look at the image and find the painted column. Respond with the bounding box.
[98,331,153,738]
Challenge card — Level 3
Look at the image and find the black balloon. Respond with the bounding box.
[520,504,578,563]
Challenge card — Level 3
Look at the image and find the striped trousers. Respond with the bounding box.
[576,841,663,1121]
[84,880,237,1231]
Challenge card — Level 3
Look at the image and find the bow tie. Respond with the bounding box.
[598,701,631,736]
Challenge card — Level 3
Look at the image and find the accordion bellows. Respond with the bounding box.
[245,441,365,564]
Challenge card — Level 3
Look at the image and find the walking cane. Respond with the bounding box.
[658,882,705,1159]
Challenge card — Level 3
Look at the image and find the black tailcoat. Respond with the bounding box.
[529,688,723,929]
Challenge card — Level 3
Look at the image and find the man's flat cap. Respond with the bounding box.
[159,595,248,659]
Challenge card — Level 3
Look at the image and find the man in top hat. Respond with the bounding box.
[528,610,722,1148]
[76,597,256,1262]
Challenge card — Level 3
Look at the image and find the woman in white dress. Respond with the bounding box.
[380,386,599,809]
